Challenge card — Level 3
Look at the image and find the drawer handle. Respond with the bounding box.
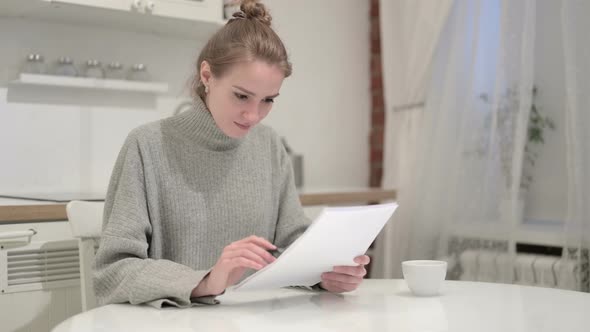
[0,229,37,241]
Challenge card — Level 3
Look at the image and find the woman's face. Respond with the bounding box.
[201,59,285,138]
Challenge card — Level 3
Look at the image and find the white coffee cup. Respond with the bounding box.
[402,260,447,296]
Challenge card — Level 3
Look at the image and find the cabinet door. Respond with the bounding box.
[45,0,134,12]
[146,0,223,23]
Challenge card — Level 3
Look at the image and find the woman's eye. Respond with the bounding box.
[234,93,248,100]
[264,98,275,104]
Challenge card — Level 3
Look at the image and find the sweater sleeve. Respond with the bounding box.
[93,132,215,308]
[273,140,311,249]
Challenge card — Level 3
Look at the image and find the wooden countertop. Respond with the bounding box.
[0,188,396,224]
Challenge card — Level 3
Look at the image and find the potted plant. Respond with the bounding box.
[479,86,555,223]
[521,87,556,190]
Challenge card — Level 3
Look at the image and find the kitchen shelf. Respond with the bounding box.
[11,73,169,94]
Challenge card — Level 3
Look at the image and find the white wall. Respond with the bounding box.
[0,0,370,195]
[264,0,370,188]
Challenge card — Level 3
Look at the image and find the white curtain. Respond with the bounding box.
[562,0,590,292]
[374,0,453,278]
[377,0,537,279]
[378,0,589,291]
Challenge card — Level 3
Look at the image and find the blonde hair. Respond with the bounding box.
[192,0,292,100]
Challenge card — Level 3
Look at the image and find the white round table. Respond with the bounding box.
[52,279,590,332]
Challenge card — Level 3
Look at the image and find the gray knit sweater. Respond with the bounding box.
[94,97,310,308]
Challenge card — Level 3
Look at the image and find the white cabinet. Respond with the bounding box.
[0,0,225,38]
[45,0,223,22]
[45,0,135,12]
[147,0,222,23]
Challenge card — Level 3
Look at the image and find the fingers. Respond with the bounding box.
[354,255,370,265]
[322,271,363,284]
[224,243,276,265]
[209,236,277,293]
[320,280,347,293]
[320,263,368,293]
[332,265,367,278]
[238,235,276,250]
[219,236,277,271]
[226,241,277,264]
[329,255,369,278]
[321,280,357,293]
[225,256,264,270]
[223,248,268,266]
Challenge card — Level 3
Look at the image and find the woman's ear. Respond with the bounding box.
[200,60,212,86]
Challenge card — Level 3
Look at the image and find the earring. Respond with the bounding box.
[205,85,209,94]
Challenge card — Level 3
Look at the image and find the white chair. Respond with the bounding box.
[66,201,104,311]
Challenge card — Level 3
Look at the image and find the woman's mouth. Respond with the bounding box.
[235,122,251,130]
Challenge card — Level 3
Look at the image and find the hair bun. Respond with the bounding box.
[239,0,272,26]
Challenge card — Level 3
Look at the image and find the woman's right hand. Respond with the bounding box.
[191,235,277,297]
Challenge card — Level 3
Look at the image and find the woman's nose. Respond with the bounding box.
[242,105,259,123]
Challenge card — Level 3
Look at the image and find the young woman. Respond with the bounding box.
[94,0,369,308]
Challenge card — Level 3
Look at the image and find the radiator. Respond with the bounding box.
[1,239,80,294]
[449,249,580,290]
[443,235,590,291]
[0,222,82,332]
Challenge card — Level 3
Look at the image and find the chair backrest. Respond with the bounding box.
[66,201,104,311]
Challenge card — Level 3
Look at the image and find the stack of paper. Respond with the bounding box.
[233,202,398,291]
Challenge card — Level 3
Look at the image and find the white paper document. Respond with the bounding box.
[233,202,398,291]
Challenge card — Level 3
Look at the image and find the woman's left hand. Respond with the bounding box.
[320,255,370,293]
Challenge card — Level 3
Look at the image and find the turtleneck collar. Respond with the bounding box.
[167,97,244,151]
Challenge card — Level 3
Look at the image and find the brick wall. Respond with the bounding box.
[367,0,385,278]
[369,0,385,188]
